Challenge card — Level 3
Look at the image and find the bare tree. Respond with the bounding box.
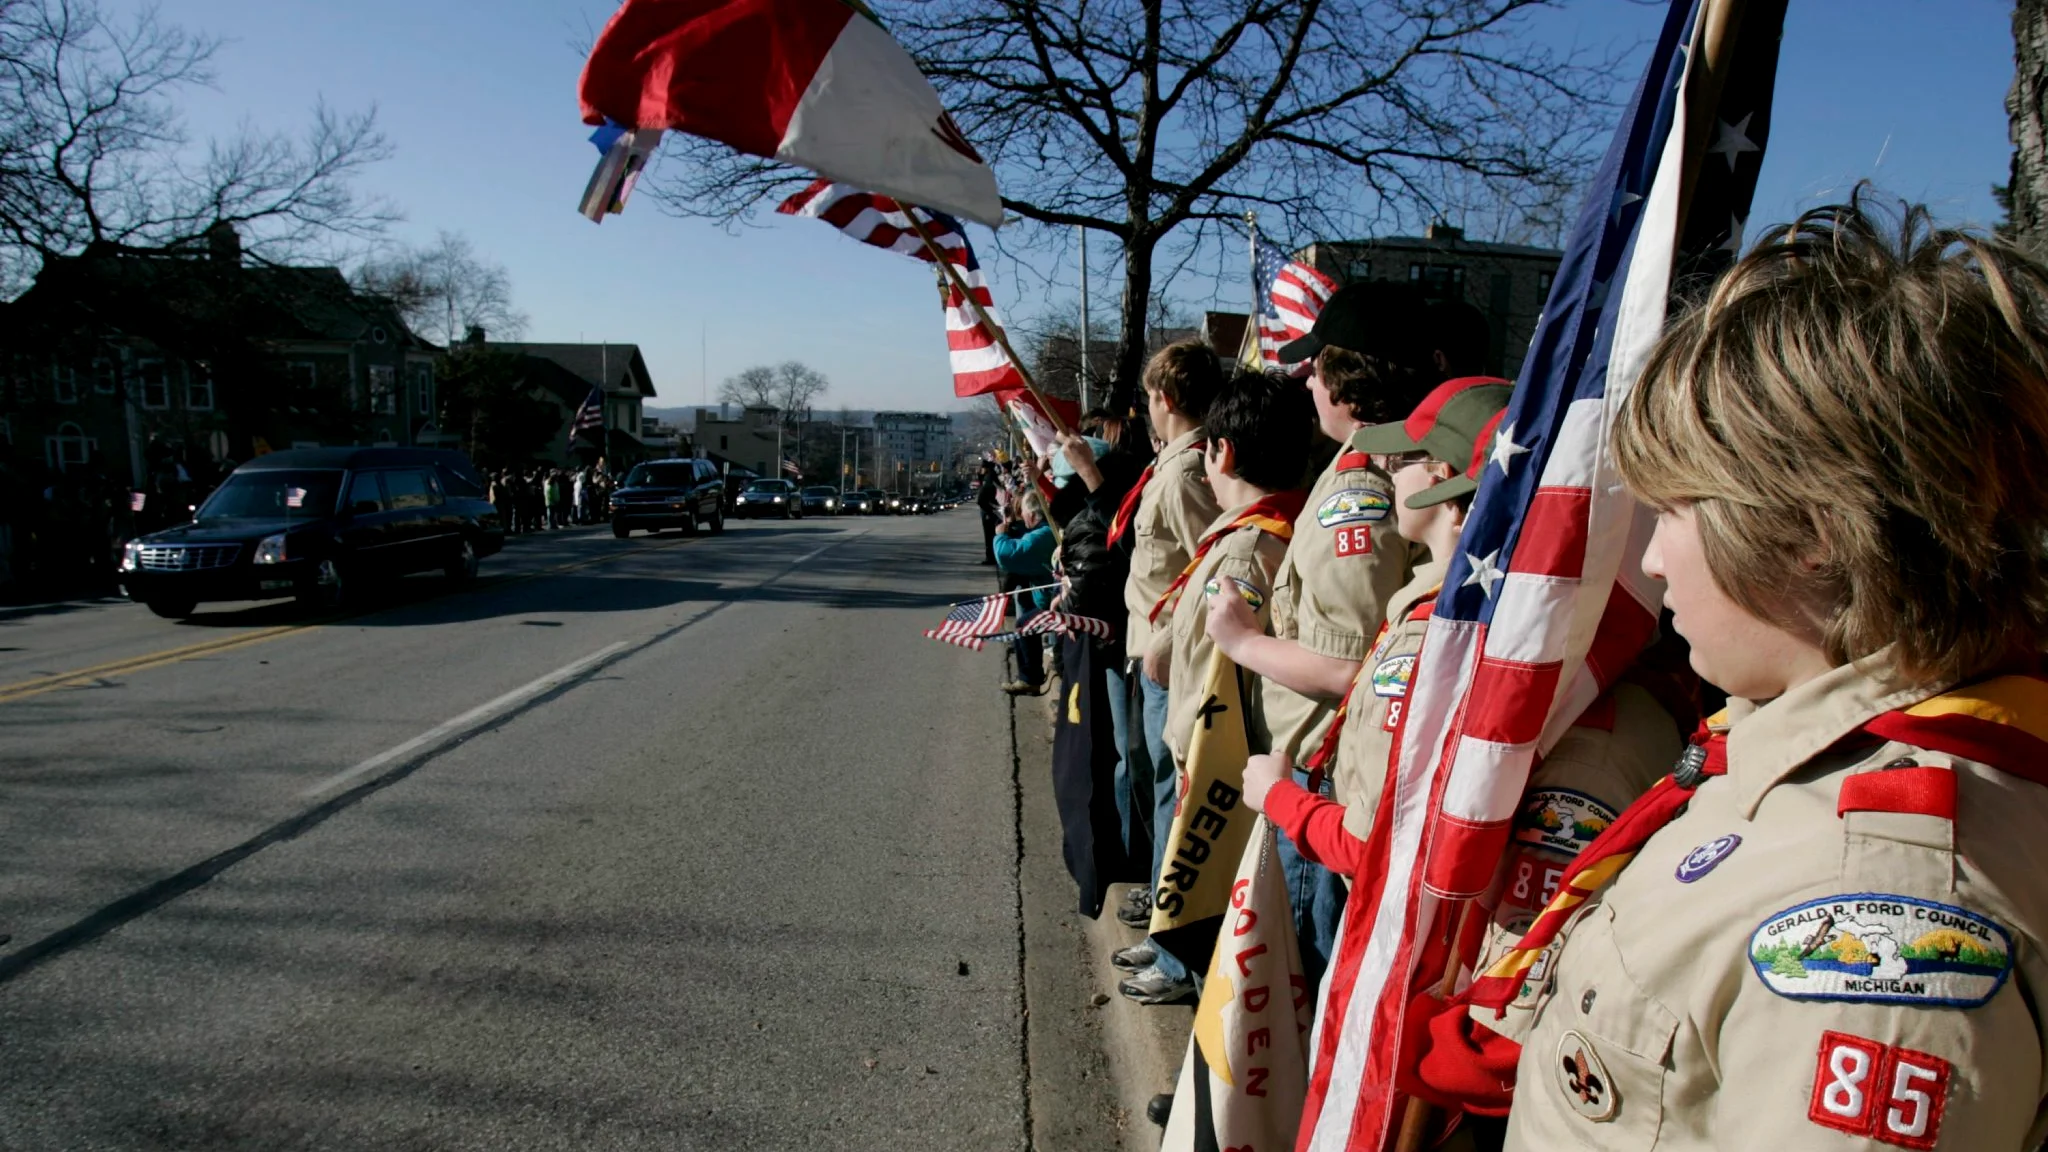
[646,0,1616,393]
[0,0,393,294]
[2009,0,2048,253]
[718,361,830,420]
[355,232,530,347]
[718,365,779,408]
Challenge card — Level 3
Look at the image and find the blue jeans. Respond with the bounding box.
[1275,768,1346,995]
[1104,659,1140,860]
[1137,673,1190,983]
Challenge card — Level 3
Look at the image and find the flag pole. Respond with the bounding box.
[1237,211,1266,370]
[903,210,1073,436]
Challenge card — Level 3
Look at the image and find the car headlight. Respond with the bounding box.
[826,499,836,508]
[253,533,288,564]
[736,495,747,504]
[121,541,141,572]
[772,496,783,503]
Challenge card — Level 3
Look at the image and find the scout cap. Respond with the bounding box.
[1350,376,1513,508]
[1276,281,1433,367]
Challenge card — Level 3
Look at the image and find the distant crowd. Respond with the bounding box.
[487,464,615,533]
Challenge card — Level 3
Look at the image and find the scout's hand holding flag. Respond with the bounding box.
[577,0,1003,228]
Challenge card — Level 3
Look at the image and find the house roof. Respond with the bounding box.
[489,342,656,398]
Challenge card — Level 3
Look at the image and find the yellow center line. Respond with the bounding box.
[0,531,708,706]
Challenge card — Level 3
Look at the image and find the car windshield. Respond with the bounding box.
[802,487,835,497]
[743,481,790,493]
[195,470,342,522]
[625,462,697,488]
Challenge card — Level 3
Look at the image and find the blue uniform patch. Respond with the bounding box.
[1675,834,1741,883]
[1749,893,2013,1008]
[1370,653,1415,698]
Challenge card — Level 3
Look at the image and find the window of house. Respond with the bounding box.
[1537,270,1555,300]
[410,363,432,416]
[137,359,169,409]
[45,422,93,471]
[368,365,397,415]
[51,362,78,404]
[288,361,318,393]
[92,358,116,394]
[1407,263,1465,301]
[186,363,214,410]
[1348,258,1372,281]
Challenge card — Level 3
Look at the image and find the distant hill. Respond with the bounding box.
[643,406,968,430]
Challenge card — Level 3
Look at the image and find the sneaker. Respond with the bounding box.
[1118,965,1196,1005]
[1001,680,1046,696]
[1146,1092,1174,1127]
[1112,941,1157,971]
[1116,889,1152,929]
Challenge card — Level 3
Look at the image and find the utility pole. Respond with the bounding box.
[1078,225,1091,413]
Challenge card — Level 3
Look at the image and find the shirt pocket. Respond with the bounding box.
[1546,901,1680,1145]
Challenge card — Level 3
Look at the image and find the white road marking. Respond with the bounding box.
[300,640,633,798]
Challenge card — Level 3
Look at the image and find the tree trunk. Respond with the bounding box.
[2009,0,2048,252]
[1111,229,1156,418]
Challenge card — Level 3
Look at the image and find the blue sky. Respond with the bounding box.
[136,0,2017,413]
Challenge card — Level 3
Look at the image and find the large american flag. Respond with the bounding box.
[778,179,1027,397]
[568,386,605,448]
[1253,229,1339,376]
[1299,1,1782,1147]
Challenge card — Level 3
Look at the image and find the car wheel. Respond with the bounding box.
[296,558,351,613]
[709,502,726,534]
[446,537,479,584]
[682,509,700,536]
[613,519,630,539]
[146,598,196,620]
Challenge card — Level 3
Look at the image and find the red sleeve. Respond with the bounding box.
[1397,991,1523,1117]
[1264,779,1367,876]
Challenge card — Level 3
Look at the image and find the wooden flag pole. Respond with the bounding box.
[1393,899,1482,1152]
[902,209,1073,436]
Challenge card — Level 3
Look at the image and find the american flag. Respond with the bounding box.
[1298,1,1782,1147]
[284,487,306,509]
[568,386,605,448]
[778,179,1027,397]
[781,459,802,478]
[922,592,1013,650]
[1019,610,1114,641]
[1252,229,1338,377]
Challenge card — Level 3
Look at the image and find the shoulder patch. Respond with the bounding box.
[1749,894,2013,1008]
[1316,488,1390,529]
[1370,653,1416,698]
[1203,575,1265,612]
[1512,789,1617,854]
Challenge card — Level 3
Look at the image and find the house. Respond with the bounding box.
[872,411,954,492]
[2,223,439,495]
[475,339,657,468]
[1298,223,1562,377]
[693,405,784,479]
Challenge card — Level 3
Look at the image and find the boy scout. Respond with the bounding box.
[1201,283,1436,986]
[1117,341,1225,1004]
[1483,200,2048,1150]
[1158,370,1314,768]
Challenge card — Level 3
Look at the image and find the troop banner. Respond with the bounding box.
[1150,647,1258,970]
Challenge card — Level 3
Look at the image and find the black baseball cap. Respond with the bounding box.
[1277,281,1434,368]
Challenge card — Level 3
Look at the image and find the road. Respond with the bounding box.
[0,510,1157,1151]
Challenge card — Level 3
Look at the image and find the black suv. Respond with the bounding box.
[611,458,725,537]
[119,448,505,619]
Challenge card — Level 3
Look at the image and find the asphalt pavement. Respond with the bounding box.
[0,510,1163,1151]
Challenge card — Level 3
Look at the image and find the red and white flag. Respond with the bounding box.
[1252,230,1338,377]
[579,0,1003,227]
[779,179,1027,398]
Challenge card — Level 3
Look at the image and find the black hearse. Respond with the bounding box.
[119,448,504,619]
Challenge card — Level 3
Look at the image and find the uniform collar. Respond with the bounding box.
[1198,499,1260,542]
[1159,426,1206,465]
[1391,557,1448,618]
[1725,651,1950,818]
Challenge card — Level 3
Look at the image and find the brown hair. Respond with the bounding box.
[1142,341,1223,421]
[1615,191,2048,685]
[1315,345,1433,426]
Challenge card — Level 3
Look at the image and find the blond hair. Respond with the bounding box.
[1616,192,2048,685]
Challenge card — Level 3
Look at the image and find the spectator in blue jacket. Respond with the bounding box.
[993,492,1056,695]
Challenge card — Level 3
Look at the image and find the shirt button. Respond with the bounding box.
[1580,989,1597,1013]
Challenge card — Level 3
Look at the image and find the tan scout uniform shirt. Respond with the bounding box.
[1505,659,2048,1151]
[1163,503,1290,766]
[1252,450,1412,759]
[1469,683,1677,1044]
[1122,428,1221,655]
[1327,557,1448,838]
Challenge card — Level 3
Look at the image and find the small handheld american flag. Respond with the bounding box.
[922,593,1011,651]
[284,487,307,509]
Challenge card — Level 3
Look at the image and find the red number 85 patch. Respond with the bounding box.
[1809,1031,1951,1149]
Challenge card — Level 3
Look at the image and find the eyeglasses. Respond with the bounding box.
[1384,450,1435,470]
